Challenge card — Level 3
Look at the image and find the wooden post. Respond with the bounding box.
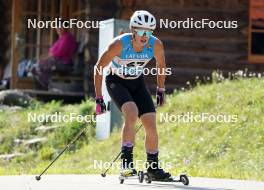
[36,0,42,61]
[50,0,55,46]
[248,0,252,63]
[10,0,21,89]
[60,0,69,19]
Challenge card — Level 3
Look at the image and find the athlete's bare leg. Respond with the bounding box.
[140,112,158,152]
[121,102,138,144]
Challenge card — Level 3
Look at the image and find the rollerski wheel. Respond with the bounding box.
[179,174,189,186]
[138,171,144,183]
[145,173,152,184]
[119,176,125,184]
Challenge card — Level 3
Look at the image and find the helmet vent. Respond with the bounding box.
[144,15,149,22]
[135,21,142,25]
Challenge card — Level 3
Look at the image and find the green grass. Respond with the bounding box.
[0,77,264,181]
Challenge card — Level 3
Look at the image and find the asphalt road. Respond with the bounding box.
[1,175,264,190]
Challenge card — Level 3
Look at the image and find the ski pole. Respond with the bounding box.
[101,124,143,177]
[35,125,88,181]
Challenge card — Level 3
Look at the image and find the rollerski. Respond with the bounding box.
[138,152,189,185]
[138,170,189,185]
[118,146,137,184]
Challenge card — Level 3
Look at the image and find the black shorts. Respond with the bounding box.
[106,74,156,117]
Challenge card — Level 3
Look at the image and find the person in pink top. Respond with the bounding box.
[49,28,77,65]
[32,27,77,89]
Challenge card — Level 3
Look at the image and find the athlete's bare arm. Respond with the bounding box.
[94,40,122,97]
[154,39,166,89]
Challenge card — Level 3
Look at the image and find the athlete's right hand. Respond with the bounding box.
[95,96,106,115]
[156,87,165,107]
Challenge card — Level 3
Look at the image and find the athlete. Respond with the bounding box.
[94,10,171,180]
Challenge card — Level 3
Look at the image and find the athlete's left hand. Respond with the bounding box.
[156,87,165,106]
[95,96,106,115]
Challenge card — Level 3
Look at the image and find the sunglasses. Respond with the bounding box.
[134,29,153,37]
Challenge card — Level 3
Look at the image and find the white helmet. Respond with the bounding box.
[130,10,156,30]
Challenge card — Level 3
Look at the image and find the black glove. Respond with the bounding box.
[156,88,165,106]
[95,96,106,115]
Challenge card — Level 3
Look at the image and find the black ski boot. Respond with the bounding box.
[146,153,172,181]
[120,146,137,177]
